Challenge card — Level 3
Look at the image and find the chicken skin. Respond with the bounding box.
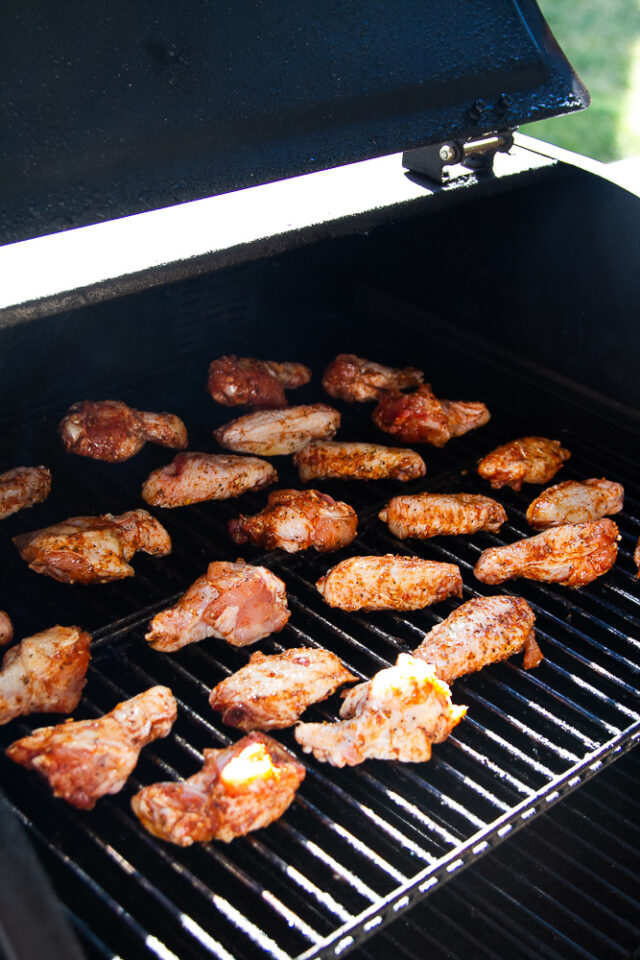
[0,612,13,646]
[214,404,340,456]
[14,509,172,584]
[228,489,358,553]
[7,686,177,809]
[295,653,466,767]
[372,384,490,447]
[145,560,290,652]
[209,648,357,730]
[379,492,507,539]
[322,354,424,402]
[0,626,91,725]
[0,466,51,520]
[525,478,624,529]
[316,555,463,611]
[474,519,619,588]
[477,436,571,491]
[142,452,277,508]
[294,440,426,483]
[59,400,188,462]
[413,596,542,683]
[207,355,311,408]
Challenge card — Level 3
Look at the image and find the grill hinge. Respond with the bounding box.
[403,129,516,184]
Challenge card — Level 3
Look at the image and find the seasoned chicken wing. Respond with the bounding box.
[59,400,187,462]
[207,355,311,408]
[142,452,277,508]
[379,492,506,539]
[316,554,462,611]
[0,625,91,725]
[474,519,619,588]
[526,478,624,529]
[635,536,640,578]
[131,731,305,845]
[7,686,177,809]
[0,466,51,520]
[214,404,340,456]
[322,354,424,402]
[294,440,426,483]
[0,611,13,646]
[477,436,571,491]
[295,653,466,766]
[146,560,290,652]
[372,385,490,446]
[229,489,357,553]
[209,648,357,730]
[413,596,541,682]
[14,509,172,584]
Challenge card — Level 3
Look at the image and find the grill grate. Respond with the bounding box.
[1,290,640,960]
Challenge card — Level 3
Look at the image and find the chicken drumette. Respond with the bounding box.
[207,355,311,408]
[372,384,490,447]
[379,492,507,539]
[214,404,340,456]
[0,466,51,520]
[0,612,13,646]
[294,440,426,483]
[316,554,462,611]
[142,452,277,508]
[59,400,187,462]
[477,436,571,491]
[525,478,624,529]
[322,354,424,402]
[228,489,358,553]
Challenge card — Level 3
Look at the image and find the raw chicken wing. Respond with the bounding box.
[131,731,305,845]
[14,509,172,584]
[59,400,187,462]
[0,626,91,724]
[477,436,570,491]
[214,404,340,456]
[413,596,542,683]
[0,466,51,520]
[526,478,624,529]
[372,384,490,446]
[317,554,462,611]
[7,686,177,809]
[294,440,426,483]
[142,452,277,508]
[146,560,290,652]
[0,611,13,646]
[209,648,357,730]
[474,519,619,588]
[322,354,423,402]
[295,653,466,766]
[228,488,357,553]
[208,355,311,408]
[380,492,506,539]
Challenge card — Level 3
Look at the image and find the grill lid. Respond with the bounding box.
[1,0,588,245]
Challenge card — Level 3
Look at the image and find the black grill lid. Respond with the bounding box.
[1,0,588,245]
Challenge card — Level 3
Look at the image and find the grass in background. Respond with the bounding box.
[524,0,640,162]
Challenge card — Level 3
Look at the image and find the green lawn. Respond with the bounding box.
[524,0,640,162]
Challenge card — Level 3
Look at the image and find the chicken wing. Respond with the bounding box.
[142,452,277,508]
[228,489,357,553]
[207,355,311,408]
[525,478,624,529]
[372,385,490,446]
[294,440,426,483]
[295,653,466,766]
[635,536,640,578]
[14,509,172,584]
[316,555,463,611]
[214,404,340,456]
[474,519,619,588]
[146,560,290,652]
[131,731,305,845]
[477,436,571,491]
[0,466,51,520]
[7,686,177,809]
[0,625,91,724]
[379,492,507,539]
[413,596,541,683]
[0,611,13,646]
[322,354,424,402]
[59,400,187,462]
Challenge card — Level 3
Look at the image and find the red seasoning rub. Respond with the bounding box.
[316,554,463,611]
[372,384,490,447]
[380,492,506,539]
[474,519,620,588]
[294,440,426,483]
[215,404,340,456]
[142,452,277,508]
[525,478,624,529]
[229,488,358,553]
[0,466,51,520]
[131,731,305,845]
[59,400,187,462]
[322,353,424,402]
[207,355,311,408]
[477,436,571,491]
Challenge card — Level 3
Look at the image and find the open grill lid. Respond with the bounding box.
[1,0,588,245]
